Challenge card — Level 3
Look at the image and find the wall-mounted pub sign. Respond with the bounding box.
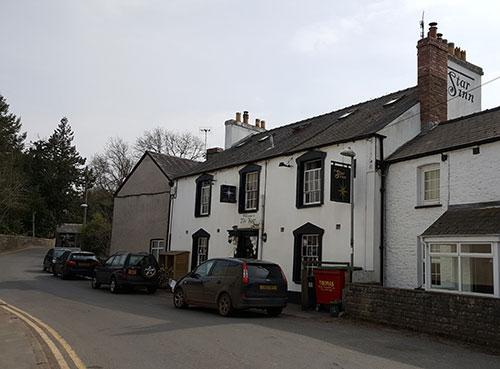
[220,185,237,203]
[330,162,351,203]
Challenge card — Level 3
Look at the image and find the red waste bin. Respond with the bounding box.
[313,269,346,305]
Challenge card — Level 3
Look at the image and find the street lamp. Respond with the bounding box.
[341,147,356,282]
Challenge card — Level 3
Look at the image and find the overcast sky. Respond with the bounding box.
[1,0,500,160]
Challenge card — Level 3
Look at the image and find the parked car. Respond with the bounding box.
[43,247,80,273]
[91,252,159,294]
[52,251,99,279]
[173,258,288,317]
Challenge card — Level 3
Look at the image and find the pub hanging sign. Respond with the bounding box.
[331,162,351,203]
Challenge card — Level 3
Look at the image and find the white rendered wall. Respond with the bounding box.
[378,104,421,157]
[385,141,500,289]
[171,138,383,292]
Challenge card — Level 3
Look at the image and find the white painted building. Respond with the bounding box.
[164,22,496,299]
[385,108,500,298]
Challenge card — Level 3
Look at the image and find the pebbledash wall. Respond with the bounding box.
[171,138,386,291]
[385,141,500,292]
[345,284,500,350]
[110,154,172,254]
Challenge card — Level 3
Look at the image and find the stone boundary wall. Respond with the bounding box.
[0,235,54,253]
[345,283,500,350]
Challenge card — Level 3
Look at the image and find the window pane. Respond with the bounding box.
[423,168,440,202]
[302,234,320,274]
[197,237,208,265]
[430,244,457,253]
[244,172,258,210]
[200,181,211,215]
[303,161,322,205]
[430,256,458,290]
[461,257,494,294]
[461,244,491,254]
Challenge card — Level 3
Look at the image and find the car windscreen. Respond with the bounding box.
[70,253,97,261]
[128,254,156,267]
[247,264,283,281]
[54,249,67,258]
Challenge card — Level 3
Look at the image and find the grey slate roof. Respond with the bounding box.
[176,86,419,178]
[147,151,199,179]
[422,202,500,236]
[387,106,500,163]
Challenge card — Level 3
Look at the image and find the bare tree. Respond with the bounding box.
[134,127,204,160]
[90,137,135,194]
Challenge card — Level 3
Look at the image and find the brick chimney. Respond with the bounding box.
[417,22,448,130]
[206,147,224,161]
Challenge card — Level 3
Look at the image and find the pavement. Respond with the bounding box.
[1,247,500,369]
[0,306,50,369]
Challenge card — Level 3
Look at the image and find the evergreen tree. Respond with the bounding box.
[25,117,86,236]
[0,95,27,233]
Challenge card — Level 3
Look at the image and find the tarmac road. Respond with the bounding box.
[1,247,499,369]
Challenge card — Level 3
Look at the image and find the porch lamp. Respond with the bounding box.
[340,147,356,282]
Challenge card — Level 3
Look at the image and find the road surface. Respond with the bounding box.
[1,247,498,369]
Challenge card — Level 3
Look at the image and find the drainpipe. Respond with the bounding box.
[378,136,386,285]
[260,161,268,259]
[166,180,175,251]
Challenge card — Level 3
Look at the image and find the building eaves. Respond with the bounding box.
[386,106,500,164]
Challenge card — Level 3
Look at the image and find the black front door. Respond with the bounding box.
[235,230,259,259]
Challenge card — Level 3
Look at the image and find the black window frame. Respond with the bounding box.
[191,229,210,270]
[292,222,325,284]
[194,174,213,217]
[295,150,326,209]
[238,164,261,214]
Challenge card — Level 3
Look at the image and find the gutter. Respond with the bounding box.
[166,180,175,251]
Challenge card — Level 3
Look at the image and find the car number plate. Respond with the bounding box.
[79,263,89,267]
[260,285,277,291]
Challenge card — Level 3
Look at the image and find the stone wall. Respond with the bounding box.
[345,284,500,350]
[0,235,54,253]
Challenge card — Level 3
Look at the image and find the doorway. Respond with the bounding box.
[234,230,259,259]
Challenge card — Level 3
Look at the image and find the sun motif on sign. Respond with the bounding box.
[338,186,348,199]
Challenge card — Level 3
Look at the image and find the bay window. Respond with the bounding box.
[427,242,495,295]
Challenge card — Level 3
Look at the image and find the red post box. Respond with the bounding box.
[313,268,346,305]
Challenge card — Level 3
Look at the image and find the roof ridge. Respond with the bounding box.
[146,150,199,163]
[436,105,500,127]
[255,85,417,136]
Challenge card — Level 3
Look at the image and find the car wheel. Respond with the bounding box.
[91,276,101,289]
[147,286,157,294]
[217,293,233,317]
[110,277,120,294]
[52,268,58,277]
[61,272,70,280]
[173,288,188,309]
[266,307,283,317]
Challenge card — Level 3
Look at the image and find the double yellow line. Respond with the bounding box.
[0,299,86,369]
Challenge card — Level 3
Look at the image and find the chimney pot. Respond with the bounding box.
[255,118,261,128]
[243,111,249,124]
[235,112,241,122]
[448,42,455,54]
[454,47,461,57]
[461,50,466,60]
[437,33,443,39]
[260,120,266,129]
[428,22,438,38]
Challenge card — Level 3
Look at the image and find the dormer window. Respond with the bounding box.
[195,174,213,217]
